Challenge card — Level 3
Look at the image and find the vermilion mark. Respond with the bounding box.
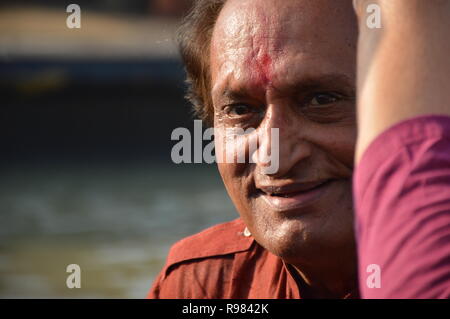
[259,53,272,86]
[250,52,273,88]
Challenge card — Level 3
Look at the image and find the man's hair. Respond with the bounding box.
[178,0,227,126]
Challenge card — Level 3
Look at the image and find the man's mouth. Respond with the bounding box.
[256,179,335,211]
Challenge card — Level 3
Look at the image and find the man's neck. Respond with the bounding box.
[288,250,359,299]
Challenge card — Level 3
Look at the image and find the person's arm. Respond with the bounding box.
[354,0,450,161]
[353,1,450,299]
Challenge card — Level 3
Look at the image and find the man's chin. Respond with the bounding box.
[252,219,312,259]
[252,215,352,265]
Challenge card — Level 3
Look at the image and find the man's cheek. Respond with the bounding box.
[332,132,357,170]
[314,128,356,170]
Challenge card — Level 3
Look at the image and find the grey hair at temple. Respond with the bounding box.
[177,0,227,126]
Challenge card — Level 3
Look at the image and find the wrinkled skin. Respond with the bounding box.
[211,0,359,297]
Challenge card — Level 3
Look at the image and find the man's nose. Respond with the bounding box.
[253,104,312,177]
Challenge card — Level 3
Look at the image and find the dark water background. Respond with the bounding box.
[0,2,232,298]
[0,72,238,297]
[0,163,235,298]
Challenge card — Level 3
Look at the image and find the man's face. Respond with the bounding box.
[210,0,358,264]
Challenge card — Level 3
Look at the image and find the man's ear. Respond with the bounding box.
[352,0,372,19]
[352,0,362,16]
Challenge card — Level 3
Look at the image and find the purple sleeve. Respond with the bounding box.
[354,115,450,299]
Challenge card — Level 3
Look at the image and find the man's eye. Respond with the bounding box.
[309,92,342,106]
[224,104,254,116]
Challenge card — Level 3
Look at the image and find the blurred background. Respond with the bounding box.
[0,0,236,298]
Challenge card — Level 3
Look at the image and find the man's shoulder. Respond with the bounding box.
[150,218,259,298]
[165,218,254,268]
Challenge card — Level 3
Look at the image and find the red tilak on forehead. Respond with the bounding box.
[248,52,273,89]
[259,53,273,86]
[243,6,276,89]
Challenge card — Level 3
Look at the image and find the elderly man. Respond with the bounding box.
[149,0,359,299]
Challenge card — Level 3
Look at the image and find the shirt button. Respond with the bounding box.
[243,227,252,237]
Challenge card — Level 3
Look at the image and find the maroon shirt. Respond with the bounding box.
[148,218,357,299]
[354,115,450,298]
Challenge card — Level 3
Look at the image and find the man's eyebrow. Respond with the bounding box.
[286,73,354,92]
[212,85,257,103]
[214,73,355,100]
[220,88,250,100]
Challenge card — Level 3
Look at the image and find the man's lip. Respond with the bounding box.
[257,180,332,197]
[256,179,335,212]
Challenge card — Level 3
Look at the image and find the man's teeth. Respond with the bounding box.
[271,193,291,198]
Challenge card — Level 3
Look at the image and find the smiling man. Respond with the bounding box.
[149,0,359,299]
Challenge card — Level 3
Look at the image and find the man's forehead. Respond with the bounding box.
[213,0,296,52]
[211,0,300,91]
[211,0,356,65]
[210,0,357,97]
